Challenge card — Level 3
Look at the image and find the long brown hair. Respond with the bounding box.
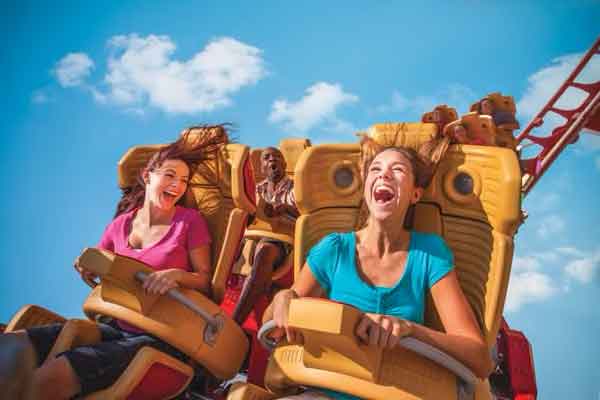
[114,124,230,218]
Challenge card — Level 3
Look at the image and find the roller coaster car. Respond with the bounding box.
[470,93,520,149]
[220,138,311,387]
[421,104,459,134]
[229,121,522,400]
[443,112,498,146]
[5,137,256,399]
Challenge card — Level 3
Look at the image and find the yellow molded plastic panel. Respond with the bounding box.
[469,92,518,114]
[265,299,459,400]
[368,122,438,150]
[80,248,248,379]
[266,122,521,398]
[5,305,66,333]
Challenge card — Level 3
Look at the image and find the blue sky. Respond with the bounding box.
[2,2,599,398]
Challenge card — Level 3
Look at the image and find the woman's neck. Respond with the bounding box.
[359,217,410,256]
[138,203,177,226]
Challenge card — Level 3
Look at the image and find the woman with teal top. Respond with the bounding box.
[263,137,493,400]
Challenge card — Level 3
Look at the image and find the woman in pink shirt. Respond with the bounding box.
[5,125,228,399]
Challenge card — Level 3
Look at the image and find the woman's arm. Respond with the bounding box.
[409,270,493,378]
[179,245,212,294]
[353,270,492,378]
[262,262,324,342]
[142,245,212,296]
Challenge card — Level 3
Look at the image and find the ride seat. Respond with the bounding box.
[6,130,256,400]
[469,92,518,117]
[241,138,311,283]
[421,104,459,134]
[444,112,498,146]
[259,122,521,399]
[470,93,520,149]
[226,138,312,303]
[222,138,311,388]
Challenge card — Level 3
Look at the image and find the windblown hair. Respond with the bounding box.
[114,124,230,218]
[355,130,450,229]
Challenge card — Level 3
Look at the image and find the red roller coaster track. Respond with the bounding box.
[517,36,600,196]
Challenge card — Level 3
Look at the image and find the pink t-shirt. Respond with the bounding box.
[97,206,211,333]
[98,206,211,272]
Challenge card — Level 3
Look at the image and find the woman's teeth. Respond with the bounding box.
[373,188,394,203]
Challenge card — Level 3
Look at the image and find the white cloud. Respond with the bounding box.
[53,53,94,87]
[268,82,358,133]
[375,84,476,116]
[507,255,559,312]
[512,255,542,272]
[556,246,586,258]
[507,246,600,312]
[564,251,600,284]
[537,214,565,238]
[506,270,559,312]
[101,34,266,114]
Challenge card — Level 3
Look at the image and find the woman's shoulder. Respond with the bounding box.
[108,209,135,228]
[320,231,353,246]
[309,231,353,257]
[176,206,206,222]
[412,231,452,260]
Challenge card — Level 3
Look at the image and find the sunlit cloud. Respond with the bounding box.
[564,251,600,284]
[103,34,266,113]
[53,53,95,87]
[506,268,559,312]
[54,35,266,114]
[269,82,358,133]
[507,245,600,312]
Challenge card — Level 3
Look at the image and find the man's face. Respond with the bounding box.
[262,148,286,182]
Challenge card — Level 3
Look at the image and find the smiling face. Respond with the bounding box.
[261,147,286,183]
[144,159,190,211]
[363,149,423,222]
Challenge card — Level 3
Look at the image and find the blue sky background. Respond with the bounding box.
[2,2,599,398]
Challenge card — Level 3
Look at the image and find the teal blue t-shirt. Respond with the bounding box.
[306,231,453,400]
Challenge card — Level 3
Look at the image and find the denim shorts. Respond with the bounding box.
[27,321,188,397]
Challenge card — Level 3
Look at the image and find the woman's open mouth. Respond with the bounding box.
[373,186,395,204]
[163,191,179,201]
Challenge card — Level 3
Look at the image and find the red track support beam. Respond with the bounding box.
[517,36,600,195]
